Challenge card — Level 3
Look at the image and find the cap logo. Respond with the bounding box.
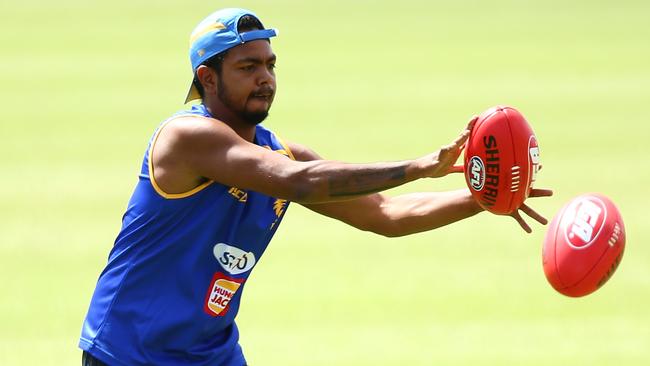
[190,22,226,45]
[197,49,205,57]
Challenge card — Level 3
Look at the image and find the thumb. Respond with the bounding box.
[448,164,464,174]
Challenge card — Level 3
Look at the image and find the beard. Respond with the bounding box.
[217,77,272,126]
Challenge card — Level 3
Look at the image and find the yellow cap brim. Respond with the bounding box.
[185,81,201,104]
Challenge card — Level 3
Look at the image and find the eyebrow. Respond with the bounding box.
[235,54,277,65]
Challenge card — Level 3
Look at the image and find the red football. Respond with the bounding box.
[464,106,540,214]
[542,194,626,297]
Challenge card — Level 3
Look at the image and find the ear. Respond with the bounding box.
[196,65,218,96]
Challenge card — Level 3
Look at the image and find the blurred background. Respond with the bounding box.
[1,0,649,365]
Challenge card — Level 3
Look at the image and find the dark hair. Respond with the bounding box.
[193,15,265,99]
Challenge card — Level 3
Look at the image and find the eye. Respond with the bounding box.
[240,64,255,71]
[268,63,276,71]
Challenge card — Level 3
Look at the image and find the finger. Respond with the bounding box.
[466,115,478,131]
[520,203,548,225]
[451,128,471,148]
[448,164,464,173]
[450,116,478,148]
[529,188,553,198]
[511,210,532,234]
[456,116,478,150]
[458,140,467,154]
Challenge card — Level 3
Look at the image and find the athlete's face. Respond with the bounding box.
[216,40,277,125]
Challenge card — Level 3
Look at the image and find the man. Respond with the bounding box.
[79,8,551,366]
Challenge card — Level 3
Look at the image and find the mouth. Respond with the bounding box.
[250,94,272,100]
[250,88,274,101]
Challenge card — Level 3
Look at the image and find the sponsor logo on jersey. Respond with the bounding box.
[204,272,244,317]
[564,197,607,249]
[213,243,256,275]
[228,187,248,202]
[468,156,486,191]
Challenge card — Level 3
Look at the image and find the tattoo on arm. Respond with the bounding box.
[328,165,407,197]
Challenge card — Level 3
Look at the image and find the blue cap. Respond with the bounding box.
[185,8,278,103]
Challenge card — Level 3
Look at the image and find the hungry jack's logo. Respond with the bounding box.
[204,272,244,317]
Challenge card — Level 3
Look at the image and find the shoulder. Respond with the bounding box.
[160,115,241,148]
[165,114,229,134]
[152,115,245,174]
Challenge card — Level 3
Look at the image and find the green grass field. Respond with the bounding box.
[2,0,649,365]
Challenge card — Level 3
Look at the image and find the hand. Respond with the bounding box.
[426,116,478,178]
[509,188,554,233]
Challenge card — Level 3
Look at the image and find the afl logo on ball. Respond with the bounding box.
[468,156,485,191]
[563,197,607,249]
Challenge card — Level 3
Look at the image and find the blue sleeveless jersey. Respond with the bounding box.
[79,104,293,365]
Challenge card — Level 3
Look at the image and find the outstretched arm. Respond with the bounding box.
[151,115,475,204]
[290,142,551,236]
[304,189,482,237]
[288,141,481,236]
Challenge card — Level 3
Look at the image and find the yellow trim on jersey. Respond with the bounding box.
[148,117,214,200]
[148,115,294,199]
[274,136,296,161]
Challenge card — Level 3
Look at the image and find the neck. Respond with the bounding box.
[203,101,256,142]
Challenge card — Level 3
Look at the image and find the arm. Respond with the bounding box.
[290,142,551,236]
[289,142,482,237]
[305,189,482,237]
[151,115,475,204]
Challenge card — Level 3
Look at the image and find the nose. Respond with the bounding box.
[257,65,275,86]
